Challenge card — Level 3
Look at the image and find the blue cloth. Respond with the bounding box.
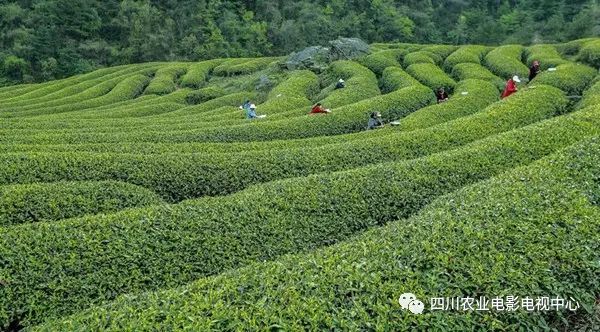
[246,108,257,119]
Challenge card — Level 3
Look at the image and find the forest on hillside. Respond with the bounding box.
[1,0,599,85]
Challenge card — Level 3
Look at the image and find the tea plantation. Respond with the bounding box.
[1,38,599,331]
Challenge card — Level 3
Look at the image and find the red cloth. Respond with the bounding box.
[310,105,327,114]
[501,79,517,99]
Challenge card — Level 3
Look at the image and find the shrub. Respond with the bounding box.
[443,45,489,70]
[555,38,597,56]
[578,79,600,109]
[0,65,158,112]
[318,61,380,108]
[451,63,506,91]
[0,73,153,118]
[0,85,565,203]
[577,39,600,68]
[185,86,226,105]
[0,180,163,226]
[531,63,597,95]
[406,63,456,92]
[421,44,459,59]
[160,91,256,117]
[212,57,280,76]
[143,64,188,95]
[525,44,569,69]
[398,79,499,131]
[359,49,406,75]
[380,66,421,93]
[179,59,223,88]
[403,51,440,67]
[9,105,600,329]
[36,134,600,331]
[484,44,529,79]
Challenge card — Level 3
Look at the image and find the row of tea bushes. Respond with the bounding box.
[142,64,189,95]
[358,49,406,75]
[451,63,505,91]
[397,79,499,131]
[5,104,600,329]
[38,134,600,331]
[318,61,380,108]
[443,45,490,70]
[406,63,456,92]
[0,180,163,226]
[484,44,529,80]
[0,86,565,202]
[524,44,569,69]
[179,59,224,88]
[531,63,597,96]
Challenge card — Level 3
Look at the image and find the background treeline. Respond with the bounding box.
[1,0,599,85]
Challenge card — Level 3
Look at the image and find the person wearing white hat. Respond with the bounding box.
[245,103,266,119]
[335,78,346,90]
[501,75,520,99]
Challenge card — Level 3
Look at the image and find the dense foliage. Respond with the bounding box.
[1,0,599,85]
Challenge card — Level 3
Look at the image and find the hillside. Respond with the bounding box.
[0,38,599,331]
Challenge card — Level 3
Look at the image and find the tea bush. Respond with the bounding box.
[6,104,600,329]
[37,134,600,331]
[143,64,188,95]
[484,44,529,79]
[444,45,490,70]
[531,63,597,95]
[577,39,600,68]
[0,180,163,226]
[525,44,569,69]
[403,51,441,67]
[406,63,456,92]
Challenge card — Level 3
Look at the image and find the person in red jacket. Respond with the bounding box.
[310,103,331,114]
[501,75,521,99]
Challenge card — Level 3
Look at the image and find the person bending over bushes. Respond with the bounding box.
[436,87,449,103]
[245,103,266,119]
[529,60,541,82]
[367,111,385,129]
[501,75,521,99]
[310,103,331,114]
[335,78,346,89]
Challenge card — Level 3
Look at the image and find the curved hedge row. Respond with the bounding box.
[0,85,564,202]
[0,180,163,226]
[39,133,600,331]
[421,44,459,58]
[450,63,505,91]
[179,60,223,88]
[484,44,529,79]
[0,66,157,113]
[443,45,489,70]
[578,78,600,109]
[577,39,600,68]
[397,79,499,131]
[5,104,600,329]
[0,65,154,109]
[0,63,153,103]
[530,63,597,95]
[0,74,152,118]
[406,63,456,91]
[380,66,421,93]
[0,84,432,144]
[318,61,380,108]
[212,57,280,76]
[143,64,188,95]
[184,86,226,105]
[359,49,406,75]
[525,44,569,69]
[403,51,440,67]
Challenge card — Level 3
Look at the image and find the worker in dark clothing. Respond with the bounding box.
[436,87,449,103]
[335,79,345,89]
[529,60,541,82]
[367,111,385,129]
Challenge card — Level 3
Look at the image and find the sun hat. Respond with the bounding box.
[512,75,521,83]
[250,104,256,109]
[339,79,344,83]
